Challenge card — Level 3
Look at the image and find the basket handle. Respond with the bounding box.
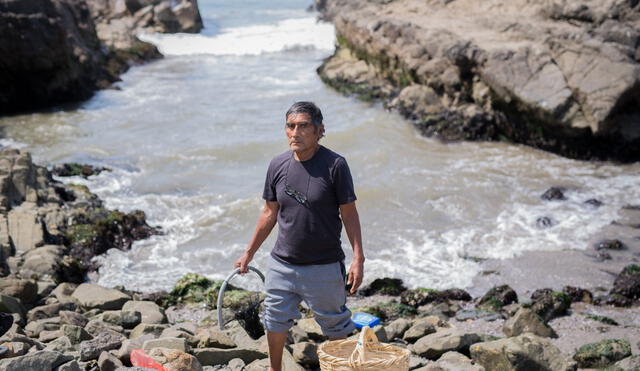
[347,326,380,370]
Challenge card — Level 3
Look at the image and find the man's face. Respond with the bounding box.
[285,112,323,152]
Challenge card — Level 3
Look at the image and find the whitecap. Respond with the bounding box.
[138,17,335,56]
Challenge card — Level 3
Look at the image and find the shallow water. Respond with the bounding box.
[1,0,639,292]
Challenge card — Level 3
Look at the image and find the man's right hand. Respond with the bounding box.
[234,252,253,274]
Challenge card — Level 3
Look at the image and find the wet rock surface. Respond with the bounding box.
[316,0,640,162]
[0,0,202,115]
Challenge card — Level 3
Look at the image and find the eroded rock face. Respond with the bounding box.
[0,0,111,114]
[316,0,640,162]
[470,333,577,371]
[0,0,203,115]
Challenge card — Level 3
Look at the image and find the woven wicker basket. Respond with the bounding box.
[317,326,410,371]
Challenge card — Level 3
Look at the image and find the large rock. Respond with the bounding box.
[0,350,73,370]
[79,331,125,361]
[19,245,66,280]
[470,333,577,371]
[412,329,482,360]
[503,307,557,338]
[0,278,37,304]
[403,318,436,343]
[130,323,168,339]
[147,347,203,371]
[72,283,131,310]
[122,300,165,324]
[418,351,485,371]
[316,0,640,162]
[611,264,640,301]
[28,302,77,322]
[193,348,267,366]
[384,318,412,340]
[143,337,187,352]
[573,339,632,368]
[529,289,571,322]
[0,0,111,115]
[477,285,518,311]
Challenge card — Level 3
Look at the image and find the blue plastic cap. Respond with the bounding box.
[351,312,381,329]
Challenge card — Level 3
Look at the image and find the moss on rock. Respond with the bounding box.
[573,339,631,368]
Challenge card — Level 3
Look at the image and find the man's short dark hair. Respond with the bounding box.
[285,101,323,128]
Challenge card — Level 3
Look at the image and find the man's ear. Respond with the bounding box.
[319,124,325,138]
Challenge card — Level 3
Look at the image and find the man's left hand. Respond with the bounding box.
[347,260,364,295]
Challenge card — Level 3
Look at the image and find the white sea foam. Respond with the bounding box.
[0,138,27,149]
[138,17,335,56]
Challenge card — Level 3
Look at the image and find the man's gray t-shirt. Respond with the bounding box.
[263,146,357,265]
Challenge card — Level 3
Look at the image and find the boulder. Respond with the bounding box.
[613,355,640,370]
[573,339,632,368]
[196,328,236,349]
[52,282,79,304]
[477,285,518,311]
[43,336,75,353]
[85,320,125,336]
[412,329,482,359]
[59,310,88,327]
[403,318,436,343]
[419,351,485,371]
[98,350,124,371]
[130,323,168,339]
[243,348,302,371]
[28,302,77,322]
[25,316,60,338]
[470,333,577,371]
[96,310,142,329]
[401,288,445,307]
[122,300,165,324]
[61,324,93,344]
[143,337,187,352]
[147,347,203,371]
[57,360,83,371]
[72,284,131,310]
[19,245,65,279]
[359,277,407,296]
[611,264,640,300]
[529,289,571,322]
[502,308,557,338]
[173,0,203,33]
[193,348,267,366]
[0,350,72,370]
[384,318,412,340]
[79,331,124,361]
[562,286,593,303]
[0,295,27,321]
[0,278,37,304]
[7,205,45,253]
[296,318,325,341]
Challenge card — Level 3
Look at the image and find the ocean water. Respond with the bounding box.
[1,0,639,292]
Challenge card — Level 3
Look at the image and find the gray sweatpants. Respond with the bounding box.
[261,255,355,339]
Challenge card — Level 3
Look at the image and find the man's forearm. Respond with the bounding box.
[342,208,364,262]
[245,205,278,256]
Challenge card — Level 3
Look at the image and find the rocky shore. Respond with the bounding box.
[0,0,203,115]
[0,150,638,370]
[314,0,640,162]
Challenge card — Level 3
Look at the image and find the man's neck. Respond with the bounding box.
[293,144,320,161]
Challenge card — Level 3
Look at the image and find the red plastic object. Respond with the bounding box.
[130,349,169,371]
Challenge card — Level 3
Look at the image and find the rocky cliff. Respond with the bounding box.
[0,0,202,115]
[316,0,640,162]
[0,148,157,282]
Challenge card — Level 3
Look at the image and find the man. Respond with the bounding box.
[234,101,364,371]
